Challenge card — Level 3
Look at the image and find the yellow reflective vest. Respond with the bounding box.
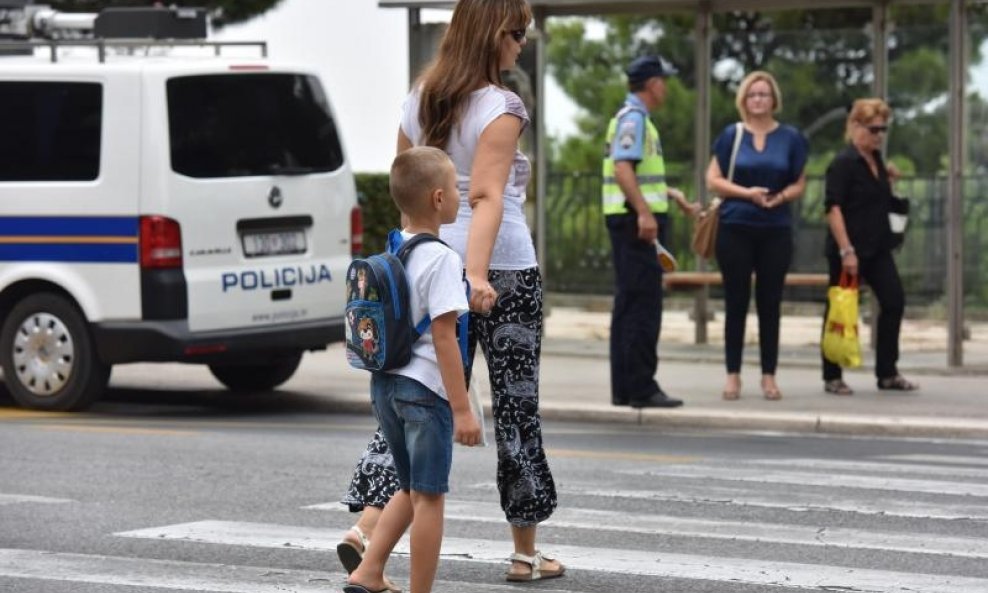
[601,103,669,215]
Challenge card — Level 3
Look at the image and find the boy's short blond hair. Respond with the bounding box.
[389,146,453,215]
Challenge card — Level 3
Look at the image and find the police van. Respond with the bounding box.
[0,5,360,410]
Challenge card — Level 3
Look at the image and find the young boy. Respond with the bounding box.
[345,146,482,593]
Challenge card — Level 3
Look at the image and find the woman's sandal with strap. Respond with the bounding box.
[337,526,403,593]
[336,525,368,574]
[824,379,854,396]
[505,550,565,582]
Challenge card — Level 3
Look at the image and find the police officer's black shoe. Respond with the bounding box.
[612,398,629,406]
[630,390,683,408]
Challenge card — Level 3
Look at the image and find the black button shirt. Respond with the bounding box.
[824,146,894,258]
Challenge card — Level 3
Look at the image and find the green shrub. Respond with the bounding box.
[355,173,400,255]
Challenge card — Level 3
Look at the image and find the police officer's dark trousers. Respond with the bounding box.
[606,211,667,404]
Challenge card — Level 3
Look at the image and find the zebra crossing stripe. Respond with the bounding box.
[747,457,988,480]
[879,454,988,467]
[113,521,988,593]
[0,493,72,506]
[564,483,988,520]
[306,499,988,559]
[0,548,336,593]
[618,465,988,496]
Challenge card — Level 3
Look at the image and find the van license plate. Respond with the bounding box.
[242,230,306,257]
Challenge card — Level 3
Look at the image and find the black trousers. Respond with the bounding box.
[821,250,904,381]
[715,223,793,374]
[606,212,668,402]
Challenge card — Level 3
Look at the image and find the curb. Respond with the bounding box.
[537,403,988,439]
[330,397,988,440]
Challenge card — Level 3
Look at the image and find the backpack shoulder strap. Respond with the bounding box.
[394,232,447,263]
[389,230,450,337]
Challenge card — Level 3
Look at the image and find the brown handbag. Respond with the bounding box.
[692,122,743,259]
[691,198,721,259]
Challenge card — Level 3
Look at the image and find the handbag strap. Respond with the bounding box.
[727,122,743,182]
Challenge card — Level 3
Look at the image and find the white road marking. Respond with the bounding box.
[878,454,988,467]
[306,499,988,559]
[113,522,988,593]
[618,465,988,496]
[750,457,988,479]
[536,482,988,521]
[0,548,337,593]
[0,493,72,506]
[0,548,546,593]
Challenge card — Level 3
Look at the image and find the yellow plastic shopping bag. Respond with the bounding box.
[822,272,862,368]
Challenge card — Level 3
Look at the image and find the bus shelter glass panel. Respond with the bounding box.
[544,15,696,294]
[964,2,988,365]
[710,8,872,305]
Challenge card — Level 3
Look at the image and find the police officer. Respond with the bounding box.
[603,55,698,408]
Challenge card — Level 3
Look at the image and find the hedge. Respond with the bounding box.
[354,173,400,255]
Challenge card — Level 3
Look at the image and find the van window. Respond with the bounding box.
[168,73,345,178]
[0,81,102,182]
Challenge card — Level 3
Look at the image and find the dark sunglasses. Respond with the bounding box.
[508,28,527,43]
[865,125,889,134]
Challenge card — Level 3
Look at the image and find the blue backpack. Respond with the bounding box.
[344,230,468,372]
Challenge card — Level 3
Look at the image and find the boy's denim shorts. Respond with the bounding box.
[370,373,452,494]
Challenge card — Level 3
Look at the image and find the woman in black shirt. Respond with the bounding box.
[822,98,917,395]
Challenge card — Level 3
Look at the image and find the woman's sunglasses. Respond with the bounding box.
[508,28,527,43]
[865,125,889,135]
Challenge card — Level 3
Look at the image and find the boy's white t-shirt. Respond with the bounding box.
[389,231,469,401]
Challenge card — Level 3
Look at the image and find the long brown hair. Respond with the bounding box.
[417,0,531,149]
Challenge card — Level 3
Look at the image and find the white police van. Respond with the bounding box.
[0,5,359,410]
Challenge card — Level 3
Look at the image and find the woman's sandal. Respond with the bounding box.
[761,378,782,400]
[762,387,782,401]
[824,379,854,396]
[722,389,740,400]
[505,550,565,582]
[337,526,403,593]
[877,375,918,391]
[336,526,368,574]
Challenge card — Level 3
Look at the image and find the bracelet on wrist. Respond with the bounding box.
[840,246,855,258]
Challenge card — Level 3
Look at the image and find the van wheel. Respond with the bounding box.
[208,353,303,392]
[0,293,111,411]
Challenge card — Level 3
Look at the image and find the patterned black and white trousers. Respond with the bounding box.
[342,267,557,527]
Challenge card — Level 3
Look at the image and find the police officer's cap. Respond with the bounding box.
[626,55,678,84]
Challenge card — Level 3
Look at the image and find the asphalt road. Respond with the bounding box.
[2,381,987,593]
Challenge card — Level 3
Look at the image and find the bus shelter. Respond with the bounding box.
[380,0,976,367]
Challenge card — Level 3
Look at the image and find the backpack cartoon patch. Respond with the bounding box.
[345,230,462,372]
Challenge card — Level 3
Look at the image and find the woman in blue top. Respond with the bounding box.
[706,71,809,401]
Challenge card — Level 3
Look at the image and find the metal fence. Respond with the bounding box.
[544,171,988,308]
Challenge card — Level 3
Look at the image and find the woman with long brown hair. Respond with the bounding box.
[339,0,563,587]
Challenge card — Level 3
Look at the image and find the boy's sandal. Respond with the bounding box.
[506,550,565,582]
[337,526,403,593]
[878,375,918,391]
[824,379,854,396]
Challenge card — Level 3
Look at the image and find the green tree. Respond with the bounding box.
[547,5,988,176]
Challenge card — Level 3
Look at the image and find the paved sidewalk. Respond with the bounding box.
[532,307,988,439]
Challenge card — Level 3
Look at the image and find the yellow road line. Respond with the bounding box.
[36,424,195,436]
[0,408,77,420]
[547,448,698,464]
